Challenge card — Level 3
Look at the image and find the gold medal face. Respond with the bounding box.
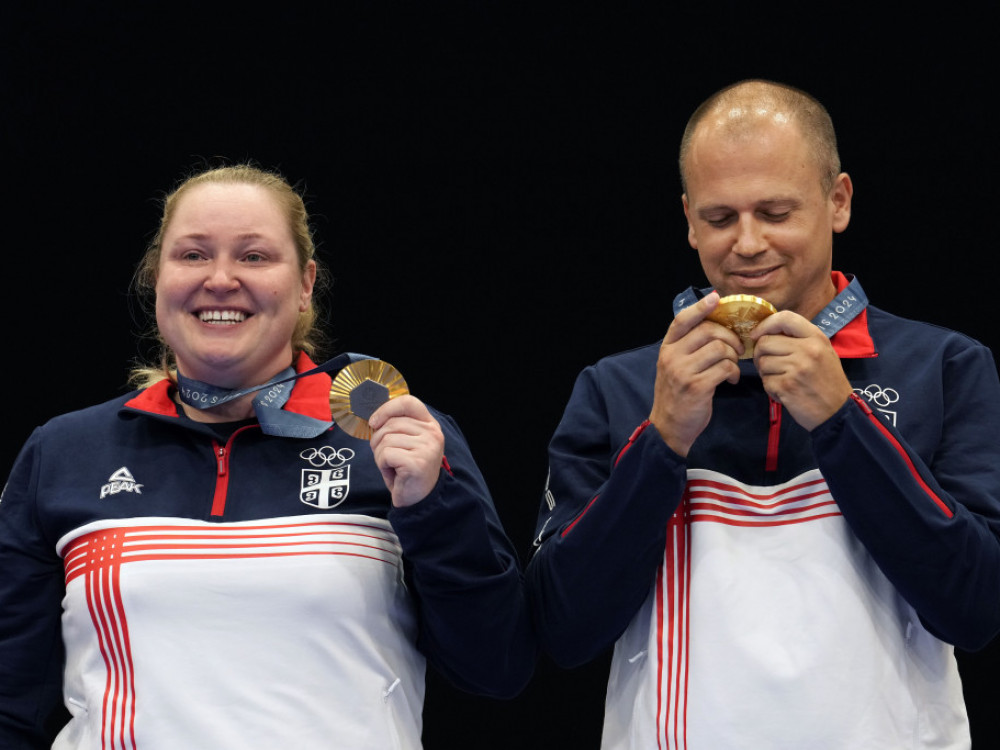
[329,359,409,439]
[706,294,777,358]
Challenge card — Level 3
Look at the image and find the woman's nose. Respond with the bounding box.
[203,259,240,291]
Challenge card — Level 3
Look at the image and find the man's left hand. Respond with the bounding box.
[750,311,854,431]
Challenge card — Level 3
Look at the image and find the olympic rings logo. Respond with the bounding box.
[300,446,355,467]
[854,384,900,409]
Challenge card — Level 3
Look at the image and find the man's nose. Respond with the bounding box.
[733,216,767,257]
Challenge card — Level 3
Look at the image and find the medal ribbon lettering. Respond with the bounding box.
[175,352,372,438]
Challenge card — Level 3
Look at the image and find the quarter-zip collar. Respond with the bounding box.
[122,351,334,425]
[671,270,878,360]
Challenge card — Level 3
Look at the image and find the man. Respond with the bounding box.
[526,79,1000,749]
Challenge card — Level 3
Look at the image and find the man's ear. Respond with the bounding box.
[682,193,698,249]
[830,173,853,234]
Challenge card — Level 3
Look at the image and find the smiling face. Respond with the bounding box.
[155,182,317,389]
[682,115,852,320]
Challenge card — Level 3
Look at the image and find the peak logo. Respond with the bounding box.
[100,467,144,499]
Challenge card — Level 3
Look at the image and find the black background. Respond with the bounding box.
[4,4,998,747]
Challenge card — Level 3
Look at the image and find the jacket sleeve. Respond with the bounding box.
[0,429,68,749]
[524,365,689,668]
[387,412,537,699]
[813,341,1000,651]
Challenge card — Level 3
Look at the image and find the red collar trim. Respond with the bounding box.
[123,353,334,420]
[829,271,877,358]
[124,379,178,416]
[287,352,334,420]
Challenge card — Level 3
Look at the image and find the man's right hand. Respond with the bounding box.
[649,291,744,457]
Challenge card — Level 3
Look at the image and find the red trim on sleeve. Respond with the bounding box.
[561,495,600,538]
[615,420,652,467]
[561,420,653,538]
[849,394,953,518]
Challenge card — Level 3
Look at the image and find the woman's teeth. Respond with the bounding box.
[199,310,247,324]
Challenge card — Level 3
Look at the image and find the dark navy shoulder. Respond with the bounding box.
[561,342,661,442]
[866,305,991,351]
[35,391,147,435]
[586,341,660,379]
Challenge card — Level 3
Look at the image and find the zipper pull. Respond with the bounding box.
[766,398,781,472]
[210,440,231,517]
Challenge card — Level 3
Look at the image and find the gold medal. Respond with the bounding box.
[706,294,777,358]
[329,359,409,439]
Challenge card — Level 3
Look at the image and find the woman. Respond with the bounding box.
[0,164,536,749]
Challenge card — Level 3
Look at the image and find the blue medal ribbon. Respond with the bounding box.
[811,275,867,338]
[175,351,372,438]
[671,275,868,339]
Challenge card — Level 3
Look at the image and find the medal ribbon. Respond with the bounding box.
[811,275,868,338]
[175,351,372,438]
[671,275,868,339]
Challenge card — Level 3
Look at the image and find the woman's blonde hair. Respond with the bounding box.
[129,163,327,389]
